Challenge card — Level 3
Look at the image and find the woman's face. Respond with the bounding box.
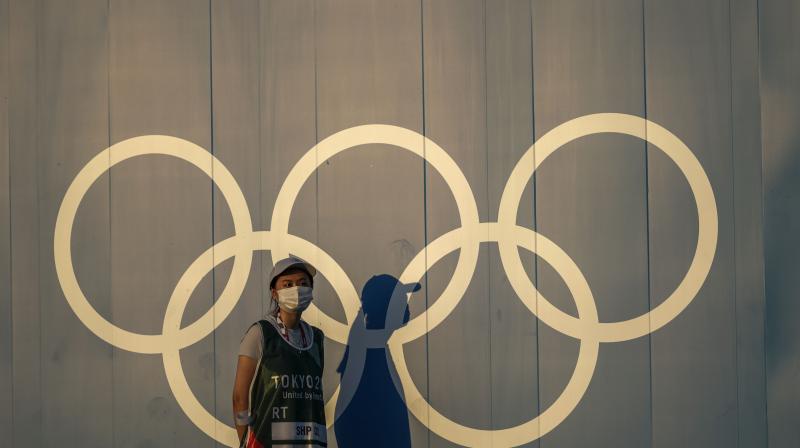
[271,269,312,300]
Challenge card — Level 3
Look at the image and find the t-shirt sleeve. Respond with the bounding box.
[238,324,262,360]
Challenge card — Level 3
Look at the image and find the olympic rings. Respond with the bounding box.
[54,135,254,353]
[54,114,717,448]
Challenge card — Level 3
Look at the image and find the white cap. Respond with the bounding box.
[268,256,317,289]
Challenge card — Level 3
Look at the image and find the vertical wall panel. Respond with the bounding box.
[762,0,800,446]
[257,0,317,314]
[108,1,213,446]
[314,1,425,446]
[485,1,539,445]
[730,0,767,446]
[0,0,11,441]
[423,0,491,446]
[37,0,113,446]
[531,1,651,446]
[209,1,262,442]
[9,0,42,445]
[256,0,318,312]
[645,0,739,446]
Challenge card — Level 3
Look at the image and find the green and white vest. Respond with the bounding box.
[240,318,326,447]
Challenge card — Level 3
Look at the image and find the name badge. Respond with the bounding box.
[271,421,327,445]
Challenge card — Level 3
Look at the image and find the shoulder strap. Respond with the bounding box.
[256,319,276,351]
[312,326,324,369]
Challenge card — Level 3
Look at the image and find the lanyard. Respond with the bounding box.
[276,314,307,347]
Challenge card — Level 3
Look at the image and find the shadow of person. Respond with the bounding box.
[334,274,420,447]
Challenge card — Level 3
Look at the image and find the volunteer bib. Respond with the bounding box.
[241,319,326,447]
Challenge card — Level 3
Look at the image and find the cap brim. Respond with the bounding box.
[401,281,421,292]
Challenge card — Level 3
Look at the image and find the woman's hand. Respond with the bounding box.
[232,354,258,442]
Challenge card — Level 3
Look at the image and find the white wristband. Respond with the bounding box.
[235,410,253,426]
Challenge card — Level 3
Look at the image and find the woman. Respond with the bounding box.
[232,256,327,448]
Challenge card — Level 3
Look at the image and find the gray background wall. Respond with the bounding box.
[762,0,800,446]
[0,0,795,447]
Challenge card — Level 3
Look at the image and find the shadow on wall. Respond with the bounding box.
[764,131,800,440]
[334,274,420,447]
[765,133,800,369]
[760,0,800,443]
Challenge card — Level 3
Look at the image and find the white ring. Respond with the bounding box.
[53,135,253,353]
[498,113,717,342]
[271,124,481,345]
[160,230,360,446]
[386,223,600,447]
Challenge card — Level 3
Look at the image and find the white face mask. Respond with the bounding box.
[275,286,314,312]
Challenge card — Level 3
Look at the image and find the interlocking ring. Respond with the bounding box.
[54,113,717,448]
[496,113,717,342]
[54,135,255,354]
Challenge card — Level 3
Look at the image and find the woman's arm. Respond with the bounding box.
[232,354,257,442]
